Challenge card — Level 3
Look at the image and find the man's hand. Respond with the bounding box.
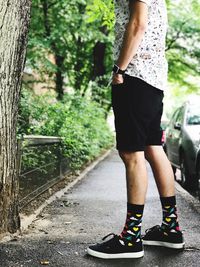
[112,73,124,85]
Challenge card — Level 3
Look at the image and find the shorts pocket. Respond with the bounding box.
[111,83,125,108]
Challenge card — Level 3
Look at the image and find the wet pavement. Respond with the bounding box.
[0,149,200,267]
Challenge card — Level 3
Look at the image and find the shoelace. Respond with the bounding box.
[102,232,117,241]
[145,225,161,235]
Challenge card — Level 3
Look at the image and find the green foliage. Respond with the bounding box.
[18,88,114,171]
[89,74,112,113]
[18,89,69,136]
[21,145,59,175]
[27,0,113,98]
[59,95,113,169]
[166,0,200,95]
[86,0,115,30]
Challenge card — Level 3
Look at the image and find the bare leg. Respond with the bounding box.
[143,145,185,248]
[145,145,175,197]
[119,151,148,204]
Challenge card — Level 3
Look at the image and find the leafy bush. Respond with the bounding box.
[18,89,114,170]
[59,95,113,169]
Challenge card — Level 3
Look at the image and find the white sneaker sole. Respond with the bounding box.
[87,247,144,259]
[143,240,185,249]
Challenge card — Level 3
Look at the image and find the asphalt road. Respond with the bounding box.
[0,149,200,267]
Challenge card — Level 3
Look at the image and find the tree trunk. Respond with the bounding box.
[93,41,106,78]
[0,0,32,238]
[55,54,65,100]
[74,36,84,92]
[92,25,107,80]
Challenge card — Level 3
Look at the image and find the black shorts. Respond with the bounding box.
[111,74,164,152]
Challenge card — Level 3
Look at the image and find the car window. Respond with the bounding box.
[186,105,200,125]
[171,108,181,125]
[176,107,184,124]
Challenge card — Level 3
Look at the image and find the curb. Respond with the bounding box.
[0,148,112,243]
[175,181,200,214]
[20,148,112,232]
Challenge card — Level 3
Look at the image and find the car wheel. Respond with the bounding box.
[180,153,190,188]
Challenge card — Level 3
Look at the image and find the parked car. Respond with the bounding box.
[165,99,200,190]
[195,140,200,197]
[161,120,169,152]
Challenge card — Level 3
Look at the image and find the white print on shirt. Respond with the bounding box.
[113,0,168,91]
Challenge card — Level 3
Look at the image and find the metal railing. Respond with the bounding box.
[18,135,70,210]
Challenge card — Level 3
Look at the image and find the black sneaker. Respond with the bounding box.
[142,225,185,249]
[87,233,144,259]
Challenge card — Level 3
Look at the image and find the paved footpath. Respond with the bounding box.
[0,150,200,267]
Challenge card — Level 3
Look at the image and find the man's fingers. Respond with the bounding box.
[112,74,124,85]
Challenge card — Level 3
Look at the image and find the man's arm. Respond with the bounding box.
[112,0,149,84]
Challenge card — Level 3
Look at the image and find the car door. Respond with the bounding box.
[166,108,183,165]
[166,108,180,163]
[172,107,184,165]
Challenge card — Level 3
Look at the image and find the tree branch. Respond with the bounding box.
[166,20,188,51]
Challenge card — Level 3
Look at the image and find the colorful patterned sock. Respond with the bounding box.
[160,196,181,233]
[119,202,144,246]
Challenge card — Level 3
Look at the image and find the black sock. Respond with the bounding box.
[160,196,180,232]
[119,202,144,246]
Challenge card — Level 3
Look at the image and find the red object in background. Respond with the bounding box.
[161,130,166,144]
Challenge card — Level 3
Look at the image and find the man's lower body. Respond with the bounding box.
[87,74,185,259]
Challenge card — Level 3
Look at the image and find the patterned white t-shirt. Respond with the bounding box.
[113,0,168,91]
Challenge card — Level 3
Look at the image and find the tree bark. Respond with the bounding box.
[92,26,107,80]
[0,0,32,237]
[55,54,64,100]
[93,42,106,78]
